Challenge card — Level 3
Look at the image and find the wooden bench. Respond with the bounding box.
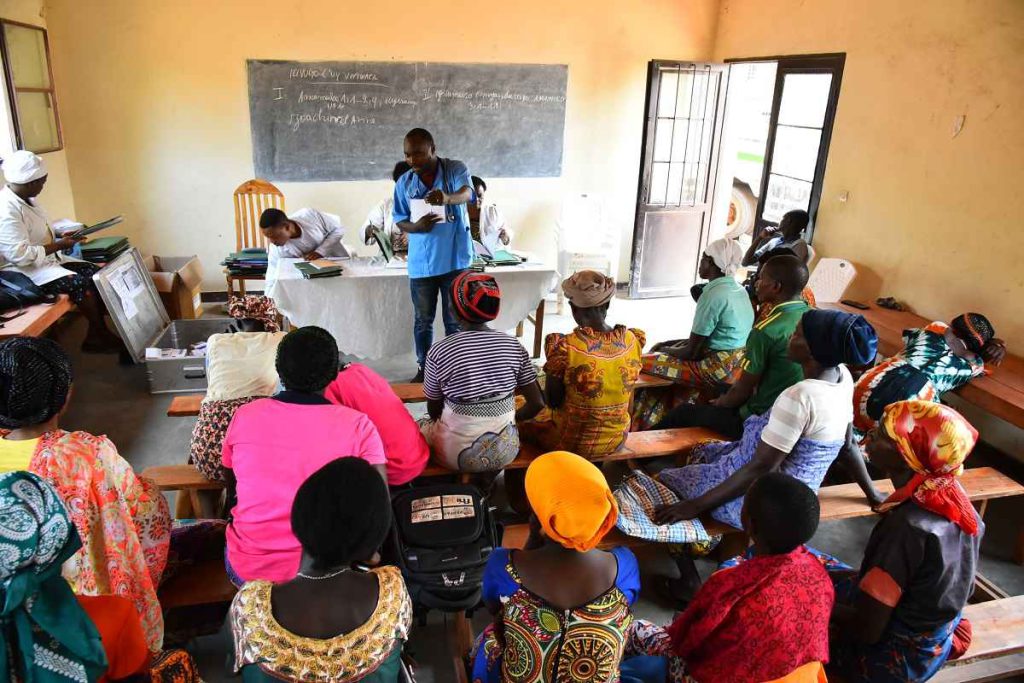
[157,557,237,611]
[165,372,675,418]
[932,595,1024,682]
[0,295,73,339]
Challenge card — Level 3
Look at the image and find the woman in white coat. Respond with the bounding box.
[468,176,512,256]
[0,151,120,351]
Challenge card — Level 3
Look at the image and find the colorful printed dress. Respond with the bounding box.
[522,326,645,458]
[230,565,413,682]
[472,546,640,683]
[27,429,172,652]
[853,322,984,439]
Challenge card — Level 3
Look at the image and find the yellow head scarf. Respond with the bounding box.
[524,451,618,552]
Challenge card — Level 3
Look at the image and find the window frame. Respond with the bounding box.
[0,18,63,153]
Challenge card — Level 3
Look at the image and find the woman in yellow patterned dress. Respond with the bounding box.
[520,271,645,458]
[230,457,412,682]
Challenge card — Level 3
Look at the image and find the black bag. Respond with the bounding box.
[389,484,498,613]
[0,271,57,322]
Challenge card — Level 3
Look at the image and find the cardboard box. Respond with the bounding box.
[144,255,203,319]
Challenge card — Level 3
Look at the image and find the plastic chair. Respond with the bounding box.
[807,257,856,303]
[226,179,285,297]
[556,194,618,313]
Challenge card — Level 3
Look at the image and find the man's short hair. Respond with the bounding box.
[259,208,288,229]
[782,209,810,234]
[761,254,809,299]
[404,128,434,147]
[745,473,820,554]
[471,176,487,191]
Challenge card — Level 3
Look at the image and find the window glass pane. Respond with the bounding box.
[667,162,685,205]
[769,125,822,182]
[685,71,709,119]
[763,174,811,223]
[777,73,832,128]
[649,162,669,204]
[15,91,59,152]
[653,118,675,163]
[3,24,50,89]
[657,69,680,118]
[674,71,695,118]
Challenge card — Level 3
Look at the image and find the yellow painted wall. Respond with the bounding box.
[714,0,1024,347]
[1,0,76,219]
[42,0,719,288]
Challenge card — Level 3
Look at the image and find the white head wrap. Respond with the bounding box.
[704,238,744,277]
[2,151,47,184]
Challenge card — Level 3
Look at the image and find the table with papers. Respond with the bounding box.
[268,257,559,360]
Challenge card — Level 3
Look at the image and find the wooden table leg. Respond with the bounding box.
[531,299,545,359]
[516,321,524,338]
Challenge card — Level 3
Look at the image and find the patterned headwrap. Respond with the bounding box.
[562,270,615,308]
[0,337,73,430]
[525,451,618,552]
[875,400,980,535]
[451,272,500,324]
[800,309,878,367]
[0,471,107,683]
[228,295,281,333]
[950,313,994,354]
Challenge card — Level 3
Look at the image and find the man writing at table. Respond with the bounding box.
[259,207,350,294]
[393,128,474,382]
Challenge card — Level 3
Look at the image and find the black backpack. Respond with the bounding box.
[389,484,498,613]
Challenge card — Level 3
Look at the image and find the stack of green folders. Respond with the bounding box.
[80,236,130,264]
[222,249,268,276]
[294,260,344,279]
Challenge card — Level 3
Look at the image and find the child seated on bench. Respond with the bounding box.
[652,308,879,602]
[826,400,983,682]
[626,473,833,682]
[633,238,754,430]
[520,271,646,457]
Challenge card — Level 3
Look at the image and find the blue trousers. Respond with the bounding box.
[410,269,464,368]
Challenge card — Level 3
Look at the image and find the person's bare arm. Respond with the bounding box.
[545,374,566,409]
[425,186,473,206]
[665,332,708,361]
[427,397,444,420]
[397,215,442,234]
[516,380,545,421]
[831,590,894,645]
[838,423,887,507]
[711,370,759,409]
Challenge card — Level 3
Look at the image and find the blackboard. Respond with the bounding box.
[247,60,568,182]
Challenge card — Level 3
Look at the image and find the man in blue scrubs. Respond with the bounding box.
[393,128,474,382]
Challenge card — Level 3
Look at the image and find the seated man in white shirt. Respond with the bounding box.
[468,176,513,256]
[260,207,349,292]
[362,161,411,254]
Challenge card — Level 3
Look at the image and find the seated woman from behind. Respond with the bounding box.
[222,326,386,584]
[0,336,171,652]
[627,473,833,683]
[420,272,544,473]
[852,312,1005,441]
[520,271,645,458]
[472,451,641,683]
[652,309,881,601]
[231,457,412,682]
[634,238,754,429]
[828,401,983,682]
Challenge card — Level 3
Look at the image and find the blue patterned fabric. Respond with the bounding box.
[614,471,710,544]
[659,413,844,528]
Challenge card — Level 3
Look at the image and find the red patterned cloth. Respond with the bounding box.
[667,546,833,683]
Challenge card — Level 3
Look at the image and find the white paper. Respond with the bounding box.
[109,264,139,319]
[410,199,446,223]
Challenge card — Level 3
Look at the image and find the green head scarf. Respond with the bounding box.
[0,471,107,683]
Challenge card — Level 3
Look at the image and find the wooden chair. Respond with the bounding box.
[226,179,285,297]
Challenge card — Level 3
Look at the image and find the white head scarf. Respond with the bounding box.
[2,151,47,184]
[704,238,745,277]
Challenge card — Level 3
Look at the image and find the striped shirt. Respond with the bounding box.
[423,329,536,403]
[761,365,854,452]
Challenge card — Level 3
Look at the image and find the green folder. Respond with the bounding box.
[294,261,343,279]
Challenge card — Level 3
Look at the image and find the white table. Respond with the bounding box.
[269,257,559,360]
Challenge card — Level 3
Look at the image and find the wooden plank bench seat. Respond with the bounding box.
[932,595,1024,681]
[157,557,237,611]
[0,295,73,339]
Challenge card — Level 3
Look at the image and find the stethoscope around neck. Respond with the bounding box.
[423,158,455,225]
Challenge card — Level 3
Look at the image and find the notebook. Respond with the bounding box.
[371,228,408,269]
[294,260,344,279]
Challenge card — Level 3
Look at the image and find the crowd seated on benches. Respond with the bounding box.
[0,237,1020,682]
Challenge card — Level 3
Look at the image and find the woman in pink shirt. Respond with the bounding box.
[222,326,386,585]
[325,362,430,486]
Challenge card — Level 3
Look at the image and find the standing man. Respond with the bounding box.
[393,128,474,382]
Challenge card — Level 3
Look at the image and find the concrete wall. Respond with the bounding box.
[41,0,720,288]
[714,0,1024,347]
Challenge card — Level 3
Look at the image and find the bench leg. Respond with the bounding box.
[972,571,1010,603]
[516,321,524,338]
[447,612,474,683]
[175,490,196,519]
[531,299,545,359]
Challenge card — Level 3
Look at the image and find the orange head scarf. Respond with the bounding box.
[875,400,979,535]
[524,451,618,552]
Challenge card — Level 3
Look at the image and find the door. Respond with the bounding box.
[754,54,844,241]
[629,61,727,299]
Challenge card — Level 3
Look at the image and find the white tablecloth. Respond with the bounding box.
[269,257,559,359]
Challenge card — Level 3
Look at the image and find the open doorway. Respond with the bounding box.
[629,54,844,298]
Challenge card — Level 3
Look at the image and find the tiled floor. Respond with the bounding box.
[47,296,1024,682]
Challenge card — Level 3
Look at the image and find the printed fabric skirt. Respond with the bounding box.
[631,348,746,431]
[39,261,101,305]
[189,396,261,483]
[420,394,519,473]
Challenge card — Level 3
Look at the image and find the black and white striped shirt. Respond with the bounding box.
[423,329,537,403]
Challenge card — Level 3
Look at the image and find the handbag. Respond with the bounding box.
[613,471,710,545]
[0,270,58,322]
